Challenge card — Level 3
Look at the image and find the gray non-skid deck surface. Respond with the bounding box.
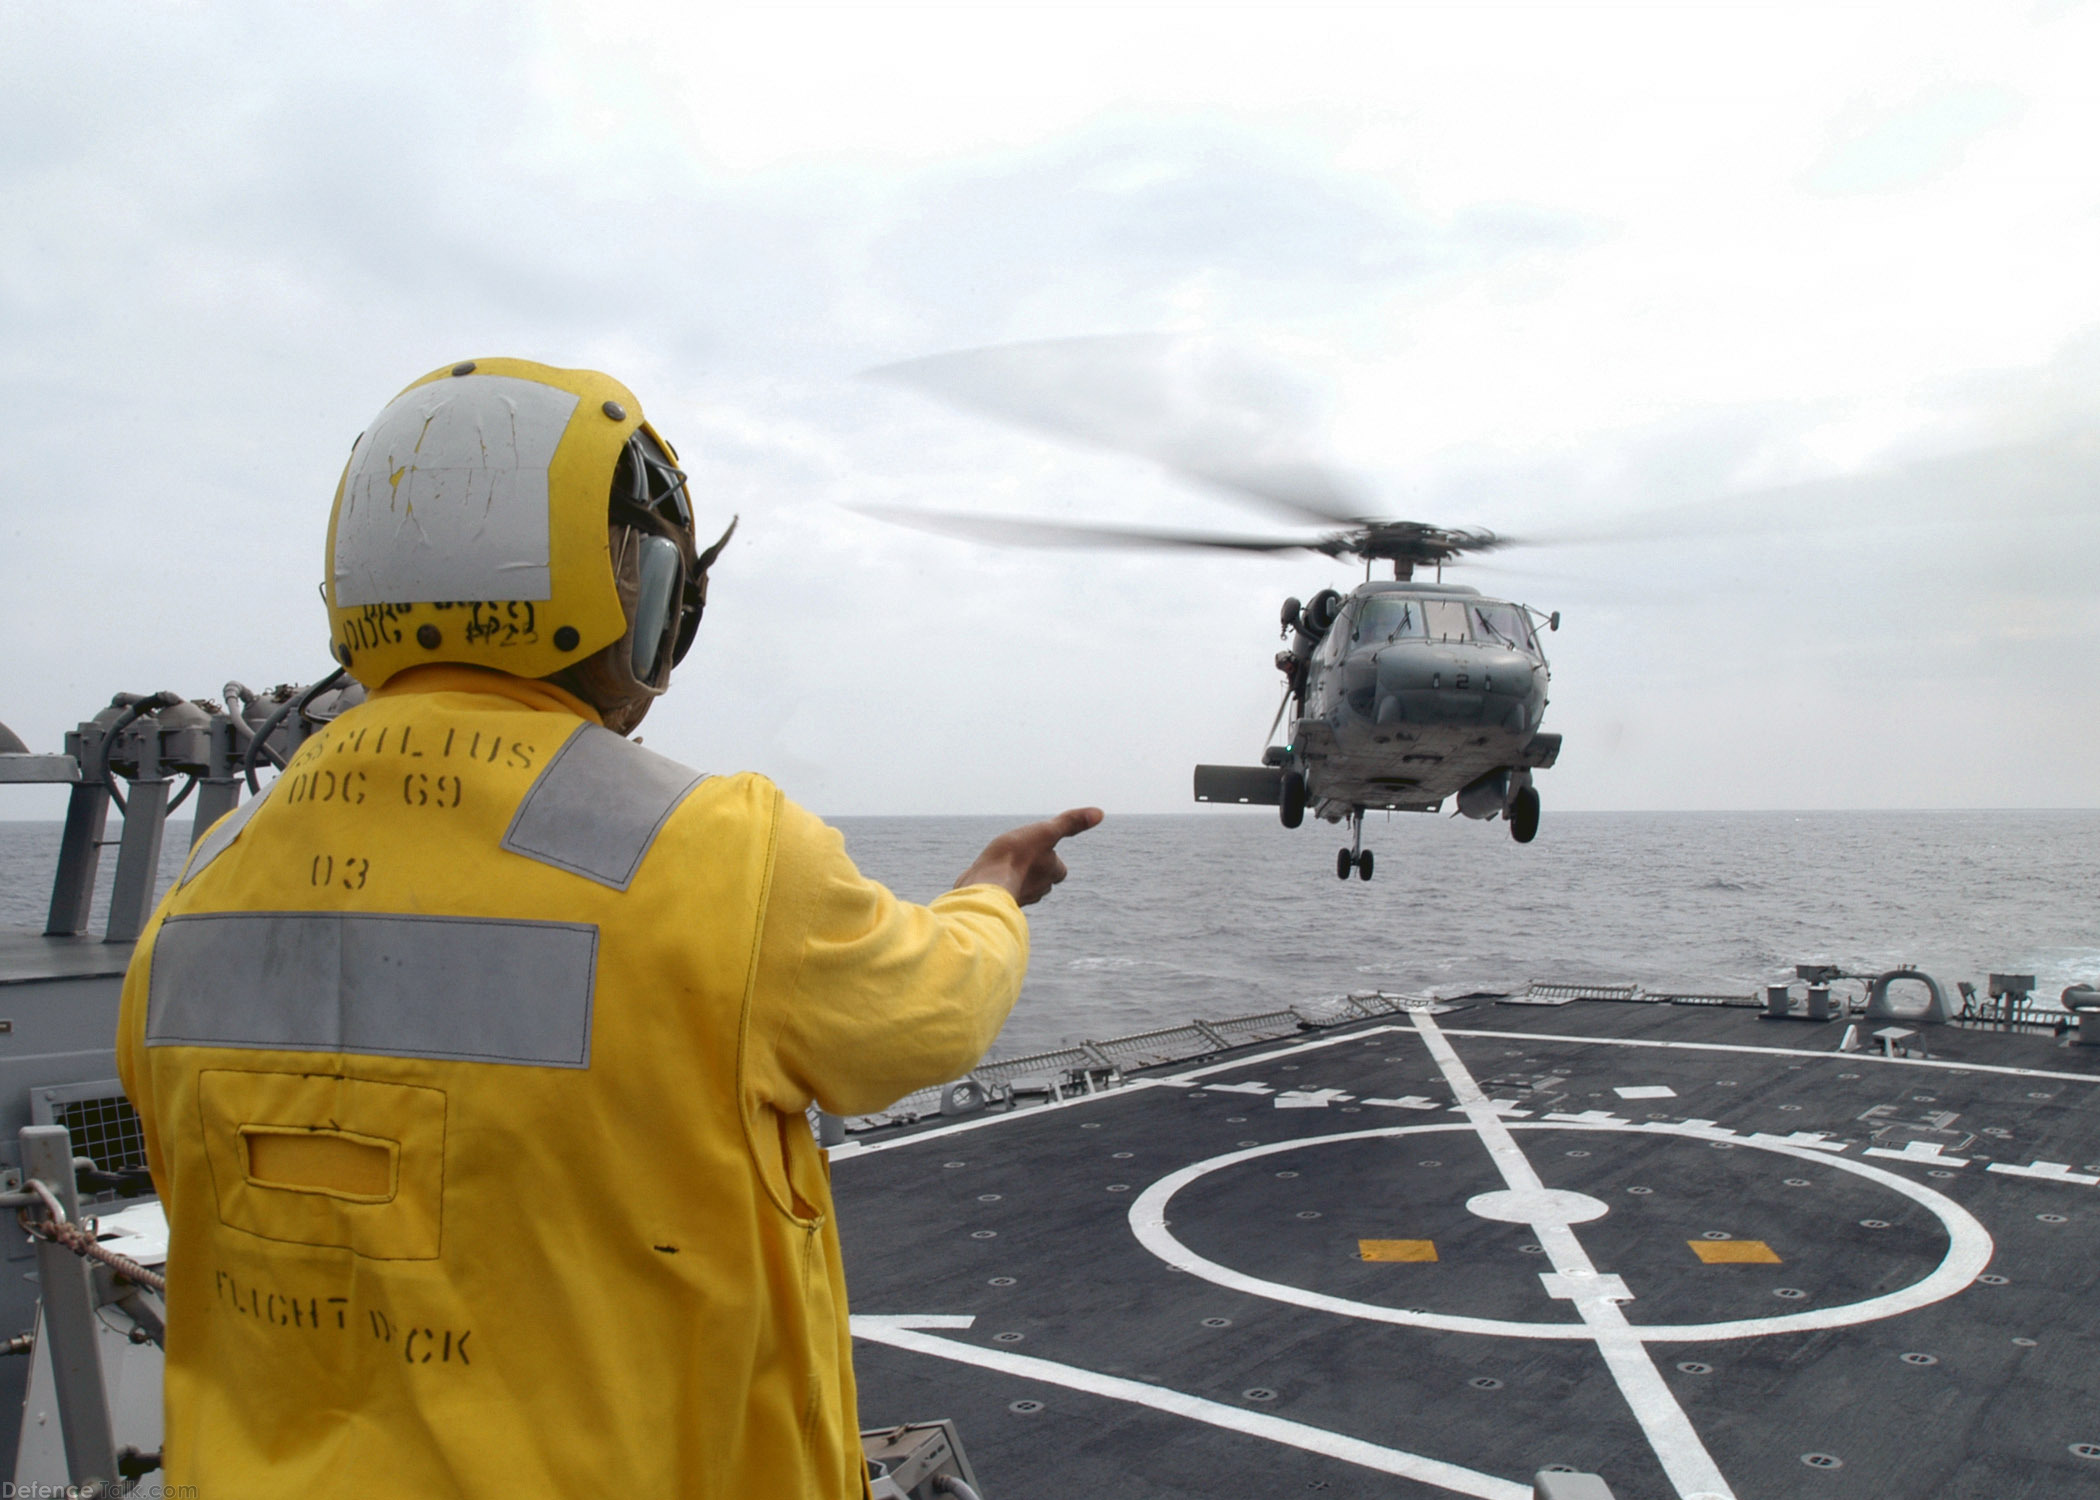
[832,1005,2100,1499]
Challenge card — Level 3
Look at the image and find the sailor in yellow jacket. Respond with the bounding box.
[114,357,1100,1497]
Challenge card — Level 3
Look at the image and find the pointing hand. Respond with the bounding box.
[953,807,1105,907]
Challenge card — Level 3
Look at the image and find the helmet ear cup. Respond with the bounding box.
[629,534,685,685]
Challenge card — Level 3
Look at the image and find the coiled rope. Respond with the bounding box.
[18,1179,167,1296]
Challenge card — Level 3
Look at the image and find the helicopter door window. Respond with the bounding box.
[1353,598,1427,643]
[1318,611,1352,666]
[1421,600,1471,642]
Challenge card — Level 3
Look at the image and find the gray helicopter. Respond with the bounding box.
[1189,521,1559,882]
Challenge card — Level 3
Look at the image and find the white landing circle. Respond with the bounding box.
[1466,1188,1609,1225]
[1127,1121,1995,1344]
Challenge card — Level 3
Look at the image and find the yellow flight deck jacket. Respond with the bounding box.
[115,666,1029,1497]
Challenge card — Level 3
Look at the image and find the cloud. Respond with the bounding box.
[1805,82,2026,195]
[1,1,2096,821]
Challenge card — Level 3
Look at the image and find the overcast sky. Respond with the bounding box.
[3,1,2096,817]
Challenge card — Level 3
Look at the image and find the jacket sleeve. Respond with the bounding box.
[749,796,1029,1117]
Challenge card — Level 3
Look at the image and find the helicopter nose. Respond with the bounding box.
[1374,649,1536,696]
[1369,647,1541,727]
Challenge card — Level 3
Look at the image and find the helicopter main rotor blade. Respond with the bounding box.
[854,504,1332,555]
[866,337,1379,529]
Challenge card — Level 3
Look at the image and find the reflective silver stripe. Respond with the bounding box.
[146,911,597,1067]
[178,788,269,889]
[333,375,576,606]
[499,724,703,890]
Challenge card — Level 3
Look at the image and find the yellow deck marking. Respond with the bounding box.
[1359,1239,1438,1262]
[1689,1239,1781,1264]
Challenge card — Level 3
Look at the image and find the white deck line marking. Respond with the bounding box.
[1434,1028,2100,1084]
[1163,1025,1408,1081]
[850,1317,1532,1500]
[1412,1012,1736,1500]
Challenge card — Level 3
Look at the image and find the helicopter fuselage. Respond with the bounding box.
[1290,580,1556,819]
[1195,578,1562,875]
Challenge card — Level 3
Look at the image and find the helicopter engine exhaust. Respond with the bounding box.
[1284,589,1342,668]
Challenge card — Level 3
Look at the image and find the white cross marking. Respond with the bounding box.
[1864,1140,1969,1166]
[1748,1131,1848,1153]
[1986,1160,2100,1185]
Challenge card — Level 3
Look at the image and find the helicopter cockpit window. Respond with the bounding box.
[1352,598,1428,644]
[1421,600,1472,641]
[1468,603,1537,652]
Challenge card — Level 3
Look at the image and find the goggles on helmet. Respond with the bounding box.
[610,429,694,538]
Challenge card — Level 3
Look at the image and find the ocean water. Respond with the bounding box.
[12,809,2094,1060]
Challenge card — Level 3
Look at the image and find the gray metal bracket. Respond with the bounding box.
[45,773,112,938]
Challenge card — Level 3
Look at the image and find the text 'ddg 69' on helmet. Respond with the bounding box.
[325,358,725,702]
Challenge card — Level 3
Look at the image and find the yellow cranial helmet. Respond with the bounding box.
[324,358,712,692]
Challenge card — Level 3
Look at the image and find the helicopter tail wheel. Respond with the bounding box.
[1280,770,1307,829]
[1357,849,1374,881]
[1510,785,1541,844]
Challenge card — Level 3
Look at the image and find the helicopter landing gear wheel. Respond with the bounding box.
[1510,785,1541,844]
[1280,771,1306,829]
[1336,808,1371,879]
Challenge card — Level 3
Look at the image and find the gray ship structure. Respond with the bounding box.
[4,686,2099,1499]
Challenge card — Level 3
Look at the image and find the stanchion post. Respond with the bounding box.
[20,1124,119,1489]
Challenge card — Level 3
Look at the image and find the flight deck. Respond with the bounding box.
[835,995,2100,1500]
